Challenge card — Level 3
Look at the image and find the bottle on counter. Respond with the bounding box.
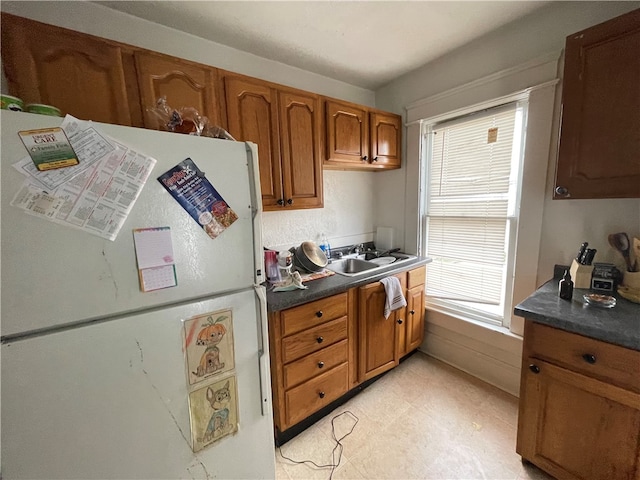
[559,269,574,300]
[319,233,331,260]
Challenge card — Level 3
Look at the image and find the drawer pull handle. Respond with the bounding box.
[397,319,403,324]
[529,364,540,374]
[319,391,326,399]
[582,353,597,364]
[317,336,324,344]
[318,361,325,368]
[410,310,415,315]
[316,310,323,318]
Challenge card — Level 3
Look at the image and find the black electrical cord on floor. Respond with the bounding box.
[278,410,359,480]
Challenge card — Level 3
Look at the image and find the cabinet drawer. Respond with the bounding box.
[285,362,349,428]
[407,266,426,289]
[282,316,347,364]
[283,339,348,390]
[526,321,640,393]
[281,292,348,337]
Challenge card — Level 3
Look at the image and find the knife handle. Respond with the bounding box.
[576,242,589,264]
[584,249,597,265]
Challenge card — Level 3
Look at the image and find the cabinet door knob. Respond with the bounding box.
[316,310,323,318]
[397,318,403,324]
[319,391,326,399]
[582,353,597,364]
[317,336,324,344]
[410,310,415,315]
[287,198,294,205]
[529,364,540,374]
[555,186,570,197]
[318,361,325,368]
[277,199,285,206]
[373,156,378,162]
[362,155,368,162]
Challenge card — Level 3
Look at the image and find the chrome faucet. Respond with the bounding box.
[351,244,364,255]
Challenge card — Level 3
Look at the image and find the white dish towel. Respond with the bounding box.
[380,276,407,319]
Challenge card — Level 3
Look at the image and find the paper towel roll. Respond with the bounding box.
[376,227,394,251]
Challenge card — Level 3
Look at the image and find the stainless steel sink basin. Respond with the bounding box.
[326,258,379,275]
[326,252,417,277]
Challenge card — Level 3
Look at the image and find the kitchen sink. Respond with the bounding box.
[326,252,417,277]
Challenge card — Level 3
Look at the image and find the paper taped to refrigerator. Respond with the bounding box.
[157,158,238,240]
[10,115,157,241]
[133,227,177,292]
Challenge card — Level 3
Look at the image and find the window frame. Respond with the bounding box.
[419,96,530,329]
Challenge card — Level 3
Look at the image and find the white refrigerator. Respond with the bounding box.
[0,111,276,479]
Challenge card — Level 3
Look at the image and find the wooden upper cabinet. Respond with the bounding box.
[224,76,283,209]
[278,90,323,209]
[224,74,323,210]
[324,99,402,170]
[554,8,640,199]
[370,112,401,169]
[1,13,136,126]
[325,101,369,166]
[134,51,222,130]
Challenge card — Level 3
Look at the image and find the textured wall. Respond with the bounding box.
[262,170,377,251]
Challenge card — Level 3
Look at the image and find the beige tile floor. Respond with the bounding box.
[275,352,554,480]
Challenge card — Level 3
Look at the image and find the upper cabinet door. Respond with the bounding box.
[1,14,133,126]
[370,112,401,169]
[279,90,323,209]
[224,76,283,209]
[134,51,222,130]
[554,9,640,199]
[325,100,369,167]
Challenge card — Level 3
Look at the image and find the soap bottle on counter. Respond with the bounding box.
[319,234,331,260]
[559,270,574,300]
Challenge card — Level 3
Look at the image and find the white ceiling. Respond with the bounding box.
[97,1,550,90]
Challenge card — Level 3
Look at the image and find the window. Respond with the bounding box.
[422,100,528,327]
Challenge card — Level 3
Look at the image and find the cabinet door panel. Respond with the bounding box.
[134,52,221,130]
[517,358,640,480]
[555,9,640,199]
[225,77,282,208]
[279,91,323,209]
[370,112,401,169]
[1,14,132,126]
[325,101,368,166]
[358,273,406,381]
[406,286,425,353]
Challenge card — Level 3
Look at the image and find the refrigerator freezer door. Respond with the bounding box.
[1,111,261,338]
[1,288,275,479]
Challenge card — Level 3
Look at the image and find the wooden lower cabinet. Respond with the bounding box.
[358,273,407,382]
[269,292,354,433]
[403,266,426,356]
[269,265,427,435]
[517,320,640,480]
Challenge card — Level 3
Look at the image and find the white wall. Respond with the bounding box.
[375,0,640,279]
[262,170,376,251]
[0,0,379,251]
[374,1,640,394]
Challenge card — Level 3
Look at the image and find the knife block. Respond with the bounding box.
[569,259,593,289]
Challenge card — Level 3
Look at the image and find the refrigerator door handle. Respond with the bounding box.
[255,285,270,416]
[245,142,265,285]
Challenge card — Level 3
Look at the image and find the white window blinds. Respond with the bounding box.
[425,103,523,306]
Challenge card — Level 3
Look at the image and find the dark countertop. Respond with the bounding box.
[267,256,432,312]
[514,278,640,351]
